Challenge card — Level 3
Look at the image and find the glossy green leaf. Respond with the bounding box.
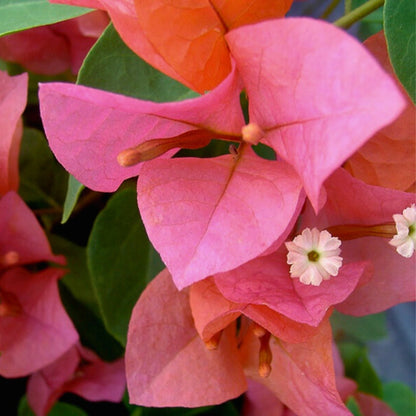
[19,127,67,209]
[339,343,383,398]
[62,175,84,224]
[0,0,91,36]
[384,0,416,103]
[77,24,198,102]
[87,187,164,345]
[18,396,87,416]
[330,311,387,343]
[51,234,124,360]
[383,382,416,416]
[50,234,98,314]
[346,397,363,416]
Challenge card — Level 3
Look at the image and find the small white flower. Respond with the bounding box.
[389,204,416,258]
[285,228,343,286]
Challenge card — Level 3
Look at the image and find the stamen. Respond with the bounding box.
[258,332,272,378]
[0,290,22,317]
[0,251,19,268]
[241,123,264,145]
[204,330,223,350]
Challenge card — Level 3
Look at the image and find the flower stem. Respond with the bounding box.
[320,0,342,19]
[345,0,352,14]
[334,0,384,28]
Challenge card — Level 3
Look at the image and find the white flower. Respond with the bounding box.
[285,228,343,286]
[389,204,416,258]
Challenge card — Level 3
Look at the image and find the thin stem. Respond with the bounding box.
[344,0,352,15]
[334,0,384,28]
[321,0,342,19]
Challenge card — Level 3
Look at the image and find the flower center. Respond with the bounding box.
[285,228,343,286]
[307,250,320,262]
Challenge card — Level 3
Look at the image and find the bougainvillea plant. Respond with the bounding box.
[1,0,415,415]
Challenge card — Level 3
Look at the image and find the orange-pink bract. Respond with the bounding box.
[345,31,416,192]
[49,0,293,92]
[0,70,27,196]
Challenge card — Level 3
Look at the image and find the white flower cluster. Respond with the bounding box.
[389,204,416,258]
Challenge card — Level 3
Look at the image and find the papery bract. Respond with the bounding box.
[138,148,304,289]
[0,192,65,266]
[190,276,322,344]
[126,270,350,416]
[50,0,292,92]
[226,18,405,210]
[213,247,368,327]
[344,31,416,192]
[0,11,109,75]
[0,71,27,196]
[27,344,125,416]
[302,168,416,315]
[240,320,349,416]
[126,269,247,407]
[0,267,78,377]
[243,380,286,416]
[39,65,243,192]
[40,18,405,289]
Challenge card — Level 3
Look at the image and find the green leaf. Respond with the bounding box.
[62,175,84,224]
[87,187,164,345]
[19,127,67,209]
[339,343,383,398]
[77,24,198,102]
[18,396,87,416]
[384,0,416,103]
[59,282,124,361]
[0,0,91,37]
[330,310,387,343]
[51,234,124,360]
[50,234,99,314]
[346,397,364,416]
[383,382,416,416]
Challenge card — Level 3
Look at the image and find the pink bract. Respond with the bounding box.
[301,168,416,315]
[345,31,416,192]
[126,269,350,415]
[0,11,109,75]
[0,192,65,267]
[39,18,405,290]
[0,267,78,377]
[0,71,27,196]
[27,344,125,416]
